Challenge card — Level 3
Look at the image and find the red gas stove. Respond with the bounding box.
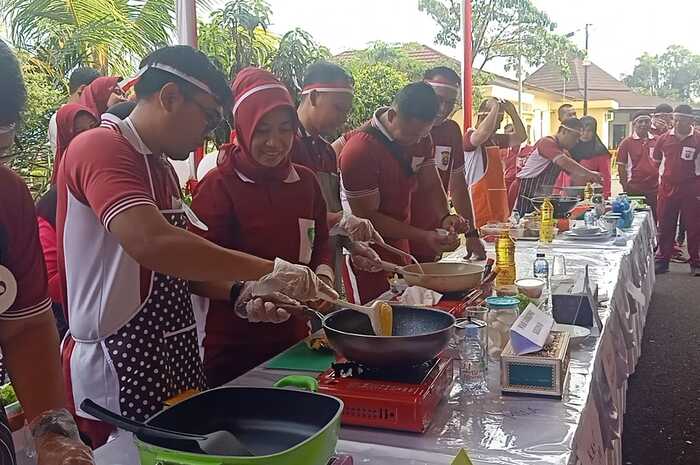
[317,356,454,433]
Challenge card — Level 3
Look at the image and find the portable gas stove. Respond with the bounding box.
[317,356,454,433]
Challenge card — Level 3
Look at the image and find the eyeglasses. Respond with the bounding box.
[188,97,224,134]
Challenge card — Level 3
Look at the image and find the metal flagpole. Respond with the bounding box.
[176,0,202,182]
[463,0,473,129]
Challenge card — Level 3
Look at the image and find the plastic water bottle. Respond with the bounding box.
[495,229,516,287]
[460,321,487,392]
[533,252,549,281]
[539,197,555,244]
[584,209,596,227]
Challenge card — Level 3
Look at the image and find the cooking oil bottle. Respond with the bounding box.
[539,197,555,244]
[495,229,516,287]
[584,182,593,202]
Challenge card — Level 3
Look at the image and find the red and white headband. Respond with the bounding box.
[425,80,460,92]
[301,82,354,96]
[232,83,290,115]
[0,123,16,135]
[120,63,214,96]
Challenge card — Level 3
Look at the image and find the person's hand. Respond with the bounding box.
[253,258,339,303]
[333,214,384,243]
[501,99,517,115]
[35,433,94,465]
[464,236,487,261]
[234,283,301,323]
[584,170,604,185]
[349,241,383,272]
[423,230,460,254]
[441,214,469,234]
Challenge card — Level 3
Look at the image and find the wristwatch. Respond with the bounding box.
[229,281,245,306]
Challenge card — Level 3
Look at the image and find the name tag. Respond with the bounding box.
[0,265,18,314]
[681,146,696,161]
[435,146,452,171]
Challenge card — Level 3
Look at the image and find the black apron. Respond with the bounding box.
[515,162,562,217]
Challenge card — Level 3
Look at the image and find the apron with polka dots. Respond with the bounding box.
[103,211,206,421]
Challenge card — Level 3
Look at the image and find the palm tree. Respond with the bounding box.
[1,0,175,83]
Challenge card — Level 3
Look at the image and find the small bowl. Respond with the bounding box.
[495,285,519,296]
[515,278,546,299]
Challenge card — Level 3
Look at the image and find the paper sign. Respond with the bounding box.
[509,304,554,355]
[451,448,474,465]
[625,281,646,307]
[575,399,606,465]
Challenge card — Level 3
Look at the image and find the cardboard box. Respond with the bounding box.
[500,330,570,398]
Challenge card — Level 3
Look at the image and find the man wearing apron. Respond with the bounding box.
[0,39,93,464]
[293,62,384,291]
[510,118,603,217]
[652,105,700,276]
[338,83,465,304]
[56,46,336,448]
[410,67,486,262]
[464,98,527,227]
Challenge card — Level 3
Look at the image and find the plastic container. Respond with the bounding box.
[460,320,487,392]
[495,230,516,287]
[485,296,520,360]
[584,182,593,201]
[539,197,555,244]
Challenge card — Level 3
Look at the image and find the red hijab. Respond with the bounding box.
[222,67,297,182]
[51,103,98,184]
[78,76,120,115]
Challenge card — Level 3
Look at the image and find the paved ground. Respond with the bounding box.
[622,262,700,464]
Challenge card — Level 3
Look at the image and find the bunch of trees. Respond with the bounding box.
[623,45,700,102]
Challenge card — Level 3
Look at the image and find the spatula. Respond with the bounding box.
[317,296,392,336]
[81,399,255,456]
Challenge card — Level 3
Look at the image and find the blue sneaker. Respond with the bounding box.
[655,260,670,274]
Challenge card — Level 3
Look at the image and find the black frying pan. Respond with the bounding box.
[307,305,455,367]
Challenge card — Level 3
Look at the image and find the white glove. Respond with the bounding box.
[332,214,385,244]
[234,284,300,323]
[253,258,338,302]
[349,241,383,273]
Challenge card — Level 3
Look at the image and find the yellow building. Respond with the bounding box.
[456,57,672,148]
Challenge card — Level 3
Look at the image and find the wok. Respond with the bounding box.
[308,305,455,367]
[387,261,485,293]
[529,196,580,219]
[85,386,343,465]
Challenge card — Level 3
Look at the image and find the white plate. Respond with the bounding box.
[562,231,610,241]
[569,226,604,236]
[553,323,591,343]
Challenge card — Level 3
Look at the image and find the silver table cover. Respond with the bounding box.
[92,213,656,465]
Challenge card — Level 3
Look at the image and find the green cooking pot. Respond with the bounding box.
[136,376,342,465]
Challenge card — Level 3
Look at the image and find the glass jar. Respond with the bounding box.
[485,296,520,361]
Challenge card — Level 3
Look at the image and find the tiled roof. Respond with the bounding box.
[525,57,673,109]
[335,43,460,69]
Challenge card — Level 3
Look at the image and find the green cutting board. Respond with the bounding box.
[266,341,336,372]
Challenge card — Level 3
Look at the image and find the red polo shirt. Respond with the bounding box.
[339,109,434,256]
[291,125,337,175]
[617,132,658,191]
[653,129,700,186]
[410,119,463,261]
[0,166,51,320]
[191,154,332,385]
